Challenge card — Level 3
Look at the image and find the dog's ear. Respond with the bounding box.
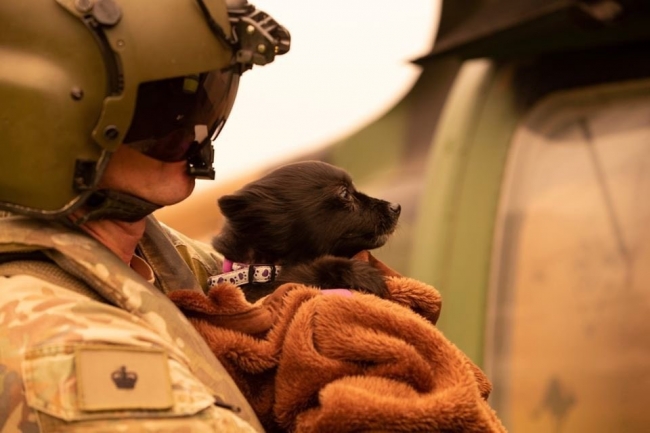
[217,193,249,218]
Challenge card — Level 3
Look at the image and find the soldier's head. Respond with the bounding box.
[0,0,289,223]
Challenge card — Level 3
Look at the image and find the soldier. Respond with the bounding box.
[0,0,289,431]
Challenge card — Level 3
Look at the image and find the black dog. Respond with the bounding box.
[210,160,401,303]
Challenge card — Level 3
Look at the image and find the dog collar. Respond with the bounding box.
[208,260,282,287]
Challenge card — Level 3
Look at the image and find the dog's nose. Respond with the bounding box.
[389,203,401,216]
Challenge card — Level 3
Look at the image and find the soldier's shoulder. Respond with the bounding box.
[157,221,223,290]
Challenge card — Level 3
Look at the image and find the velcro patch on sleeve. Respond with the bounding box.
[75,345,173,411]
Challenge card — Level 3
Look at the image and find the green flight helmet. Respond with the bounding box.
[0,0,290,219]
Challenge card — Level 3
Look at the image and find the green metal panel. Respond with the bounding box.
[329,100,408,182]
[410,59,520,365]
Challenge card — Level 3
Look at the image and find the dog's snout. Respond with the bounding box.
[389,203,401,216]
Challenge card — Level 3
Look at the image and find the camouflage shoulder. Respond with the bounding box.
[157,221,224,292]
[0,274,258,432]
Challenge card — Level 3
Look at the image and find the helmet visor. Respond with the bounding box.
[123,67,239,162]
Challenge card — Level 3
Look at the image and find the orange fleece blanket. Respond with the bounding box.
[169,252,506,432]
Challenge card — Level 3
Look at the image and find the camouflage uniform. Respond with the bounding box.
[0,215,263,432]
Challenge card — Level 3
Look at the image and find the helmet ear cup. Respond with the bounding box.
[0,0,109,216]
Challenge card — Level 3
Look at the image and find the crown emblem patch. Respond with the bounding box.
[76,346,172,411]
[111,365,138,389]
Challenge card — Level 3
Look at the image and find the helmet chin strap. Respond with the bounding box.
[74,189,162,225]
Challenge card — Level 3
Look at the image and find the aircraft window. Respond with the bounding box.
[486,80,650,432]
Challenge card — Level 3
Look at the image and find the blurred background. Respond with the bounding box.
[156,1,650,431]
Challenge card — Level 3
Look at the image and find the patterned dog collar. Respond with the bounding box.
[208,261,282,288]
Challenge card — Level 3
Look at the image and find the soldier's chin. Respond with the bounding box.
[146,177,196,207]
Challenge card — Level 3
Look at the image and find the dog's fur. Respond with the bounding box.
[212,160,401,302]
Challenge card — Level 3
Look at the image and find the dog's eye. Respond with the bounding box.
[339,187,350,200]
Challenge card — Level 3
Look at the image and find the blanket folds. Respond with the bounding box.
[169,252,506,432]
